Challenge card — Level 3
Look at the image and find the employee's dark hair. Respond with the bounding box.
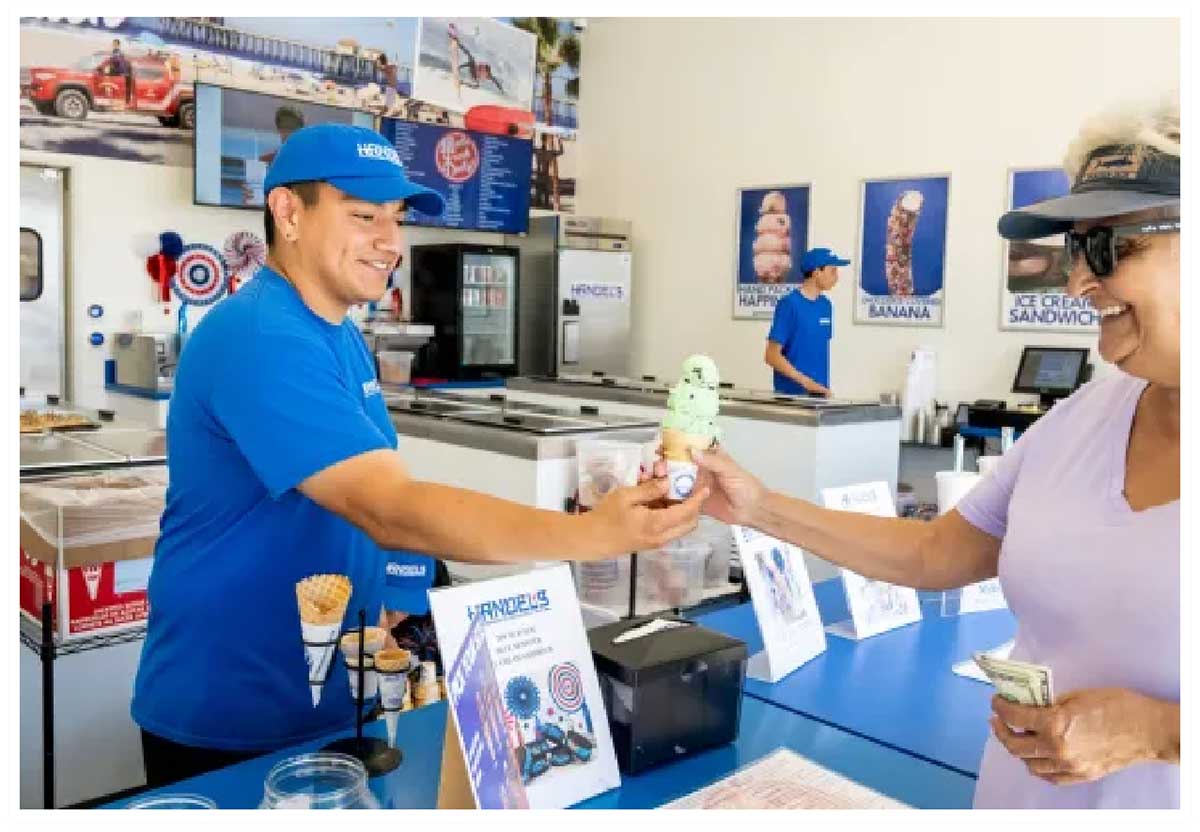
[264,182,321,246]
[802,269,816,280]
[274,106,305,132]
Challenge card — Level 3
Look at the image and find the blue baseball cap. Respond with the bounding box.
[800,247,851,273]
[263,123,446,216]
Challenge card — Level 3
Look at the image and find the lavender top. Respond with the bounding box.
[957,371,1179,809]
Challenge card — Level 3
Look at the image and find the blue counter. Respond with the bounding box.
[104,694,975,809]
[693,578,1016,777]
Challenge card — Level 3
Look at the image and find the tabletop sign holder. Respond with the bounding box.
[436,613,530,809]
[429,565,621,809]
[733,525,826,683]
[321,609,402,777]
[819,483,922,641]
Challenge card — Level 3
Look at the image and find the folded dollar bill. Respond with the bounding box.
[973,652,1054,707]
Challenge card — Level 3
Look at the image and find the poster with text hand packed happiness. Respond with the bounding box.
[855,175,949,327]
[1002,167,1098,332]
[733,525,826,683]
[733,185,812,319]
[444,612,531,808]
[820,483,921,640]
[429,565,619,809]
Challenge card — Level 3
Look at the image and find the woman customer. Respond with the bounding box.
[689,96,1181,809]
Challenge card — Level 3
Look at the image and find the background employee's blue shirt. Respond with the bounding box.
[132,266,433,753]
[767,289,833,393]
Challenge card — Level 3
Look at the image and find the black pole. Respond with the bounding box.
[41,601,54,810]
[627,552,638,620]
[355,610,365,752]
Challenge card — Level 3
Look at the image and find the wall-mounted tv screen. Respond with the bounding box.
[193,83,373,209]
[380,117,533,235]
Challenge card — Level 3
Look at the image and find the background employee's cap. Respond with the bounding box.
[998,143,1179,240]
[263,123,446,216]
[801,247,851,273]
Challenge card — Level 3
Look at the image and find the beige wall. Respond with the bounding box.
[576,17,1179,404]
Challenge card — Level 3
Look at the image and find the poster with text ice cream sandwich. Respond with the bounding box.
[428,564,620,809]
[1001,167,1099,333]
[733,184,811,319]
[855,175,949,328]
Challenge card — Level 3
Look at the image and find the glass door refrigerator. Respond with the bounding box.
[409,243,520,380]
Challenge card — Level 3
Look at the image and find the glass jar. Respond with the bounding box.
[127,793,217,809]
[260,752,379,809]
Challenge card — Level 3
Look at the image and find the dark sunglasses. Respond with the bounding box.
[1064,218,1180,278]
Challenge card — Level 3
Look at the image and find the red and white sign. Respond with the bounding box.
[20,548,150,639]
[434,131,480,183]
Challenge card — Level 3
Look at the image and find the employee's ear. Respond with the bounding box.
[267,187,301,242]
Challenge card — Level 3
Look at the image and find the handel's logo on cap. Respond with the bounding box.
[263,123,446,216]
[356,142,402,167]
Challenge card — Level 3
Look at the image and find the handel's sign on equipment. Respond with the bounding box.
[429,564,620,809]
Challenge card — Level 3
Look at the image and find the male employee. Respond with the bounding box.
[764,247,849,397]
[131,123,705,787]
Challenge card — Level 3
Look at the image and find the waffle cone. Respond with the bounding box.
[295,574,351,625]
[376,648,412,673]
[661,428,710,462]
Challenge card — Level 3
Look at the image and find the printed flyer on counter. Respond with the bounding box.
[429,564,620,809]
[443,612,530,809]
[663,748,908,809]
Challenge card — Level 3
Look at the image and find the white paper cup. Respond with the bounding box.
[935,471,981,515]
[666,460,699,501]
[976,456,1003,478]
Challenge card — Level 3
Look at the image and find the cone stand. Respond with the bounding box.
[322,609,401,776]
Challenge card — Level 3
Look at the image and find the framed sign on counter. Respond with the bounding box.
[854,174,950,328]
[732,184,811,319]
[1000,167,1099,333]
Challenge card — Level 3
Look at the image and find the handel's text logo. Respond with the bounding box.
[467,589,551,623]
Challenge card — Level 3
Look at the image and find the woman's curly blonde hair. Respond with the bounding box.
[1063,93,1180,184]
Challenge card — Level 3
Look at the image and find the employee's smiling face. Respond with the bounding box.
[296,183,405,306]
[1066,208,1180,387]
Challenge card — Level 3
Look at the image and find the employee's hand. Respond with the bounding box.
[586,478,708,554]
[990,688,1180,786]
[690,445,766,527]
[806,382,832,398]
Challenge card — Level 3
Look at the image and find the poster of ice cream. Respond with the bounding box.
[1001,167,1099,333]
[855,175,949,327]
[733,184,811,319]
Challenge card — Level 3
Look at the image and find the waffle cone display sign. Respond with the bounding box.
[296,574,351,708]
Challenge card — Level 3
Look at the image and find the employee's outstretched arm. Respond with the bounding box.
[764,341,830,397]
[690,446,999,590]
[300,449,707,565]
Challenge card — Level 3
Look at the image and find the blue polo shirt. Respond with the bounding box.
[767,289,833,394]
[132,265,435,752]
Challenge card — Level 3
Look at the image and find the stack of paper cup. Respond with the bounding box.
[413,660,440,707]
[976,456,1003,478]
[935,471,982,515]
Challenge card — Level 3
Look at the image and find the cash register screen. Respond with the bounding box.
[1012,347,1089,395]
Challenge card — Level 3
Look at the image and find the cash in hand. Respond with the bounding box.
[973,652,1054,707]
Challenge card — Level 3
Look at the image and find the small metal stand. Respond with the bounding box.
[321,609,401,777]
